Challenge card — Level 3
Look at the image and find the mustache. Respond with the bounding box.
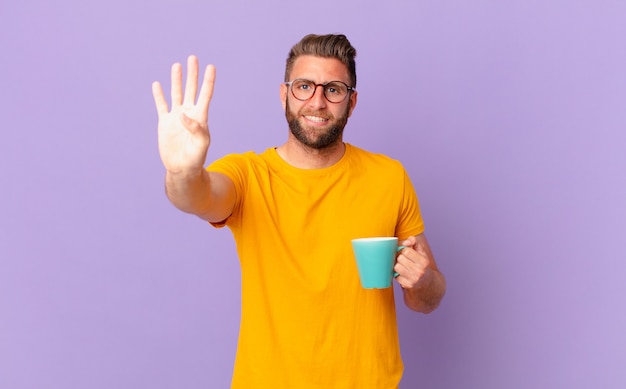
[299,110,333,120]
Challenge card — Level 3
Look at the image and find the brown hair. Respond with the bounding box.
[284,34,357,87]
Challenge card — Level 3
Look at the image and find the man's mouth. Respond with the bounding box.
[304,115,329,123]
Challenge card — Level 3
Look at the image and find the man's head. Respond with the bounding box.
[284,34,357,88]
[281,34,358,150]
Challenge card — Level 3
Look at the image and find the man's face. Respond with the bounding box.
[280,55,357,150]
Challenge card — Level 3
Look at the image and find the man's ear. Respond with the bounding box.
[280,83,288,111]
[347,90,358,117]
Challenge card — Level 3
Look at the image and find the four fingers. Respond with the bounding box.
[154,55,215,115]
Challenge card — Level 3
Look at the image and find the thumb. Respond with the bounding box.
[180,112,194,128]
[400,236,417,248]
[180,113,207,136]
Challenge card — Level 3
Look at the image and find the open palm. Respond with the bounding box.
[152,55,216,173]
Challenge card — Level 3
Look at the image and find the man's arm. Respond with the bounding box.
[152,55,236,222]
[395,234,446,313]
[165,169,236,223]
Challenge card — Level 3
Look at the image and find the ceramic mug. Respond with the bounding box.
[351,237,405,289]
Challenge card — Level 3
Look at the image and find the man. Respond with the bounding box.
[152,34,446,388]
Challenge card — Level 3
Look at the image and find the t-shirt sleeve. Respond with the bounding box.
[205,153,249,228]
[395,167,425,239]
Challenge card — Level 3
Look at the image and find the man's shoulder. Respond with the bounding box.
[346,143,404,169]
[209,148,275,168]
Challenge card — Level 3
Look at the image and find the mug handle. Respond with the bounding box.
[394,245,407,278]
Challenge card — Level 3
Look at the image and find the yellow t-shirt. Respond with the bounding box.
[208,144,424,388]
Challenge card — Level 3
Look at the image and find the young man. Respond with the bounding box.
[152,34,445,388]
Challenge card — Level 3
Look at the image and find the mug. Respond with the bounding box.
[351,237,405,289]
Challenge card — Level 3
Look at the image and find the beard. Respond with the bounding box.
[285,98,350,150]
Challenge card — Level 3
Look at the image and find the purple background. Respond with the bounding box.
[2,0,625,388]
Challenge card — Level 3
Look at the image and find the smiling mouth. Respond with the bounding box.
[304,115,329,123]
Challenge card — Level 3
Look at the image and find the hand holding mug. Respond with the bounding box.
[394,236,433,290]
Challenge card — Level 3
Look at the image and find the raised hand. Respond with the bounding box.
[152,55,216,174]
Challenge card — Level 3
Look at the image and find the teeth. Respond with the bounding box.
[305,116,327,123]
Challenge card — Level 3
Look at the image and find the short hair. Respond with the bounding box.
[284,34,357,88]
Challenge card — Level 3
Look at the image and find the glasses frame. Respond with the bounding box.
[284,79,356,104]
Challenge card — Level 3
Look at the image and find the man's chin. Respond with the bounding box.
[295,129,343,150]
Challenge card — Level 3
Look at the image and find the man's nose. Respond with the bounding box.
[307,85,328,108]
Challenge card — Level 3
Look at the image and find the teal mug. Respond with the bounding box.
[351,237,405,289]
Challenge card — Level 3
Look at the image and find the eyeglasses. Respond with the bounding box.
[284,79,355,103]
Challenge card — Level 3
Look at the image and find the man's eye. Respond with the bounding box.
[326,84,345,95]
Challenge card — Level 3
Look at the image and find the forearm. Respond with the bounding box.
[402,268,446,313]
[165,168,214,217]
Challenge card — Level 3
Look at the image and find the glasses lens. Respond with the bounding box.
[291,79,315,100]
[324,82,349,103]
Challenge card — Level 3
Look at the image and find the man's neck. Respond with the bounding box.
[275,140,346,169]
